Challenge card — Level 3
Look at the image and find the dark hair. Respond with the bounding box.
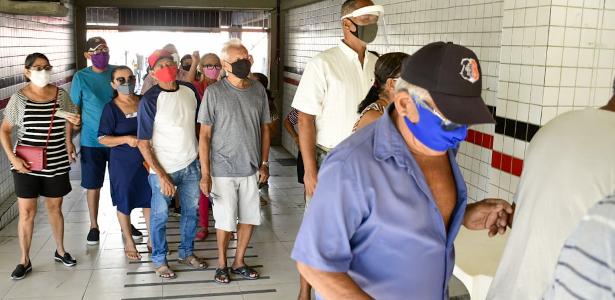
[180,54,192,66]
[110,66,133,99]
[252,72,268,89]
[341,0,359,16]
[357,52,409,113]
[24,53,50,82]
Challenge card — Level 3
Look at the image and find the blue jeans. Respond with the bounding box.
[148,160,201,267]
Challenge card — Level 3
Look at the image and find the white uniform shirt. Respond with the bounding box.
[291,40,377,149]
[488,109,615,300]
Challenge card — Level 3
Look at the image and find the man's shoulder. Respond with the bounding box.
[140,86,161,103]
[307,46,345,65]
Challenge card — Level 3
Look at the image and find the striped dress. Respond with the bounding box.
[3,88,77,177]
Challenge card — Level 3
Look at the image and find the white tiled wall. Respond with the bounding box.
[281,0,614,203]
[0,9,75,229]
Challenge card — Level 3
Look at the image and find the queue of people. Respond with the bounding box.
[1,0,614,299]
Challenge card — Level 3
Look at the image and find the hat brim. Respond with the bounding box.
[429,91,495,125]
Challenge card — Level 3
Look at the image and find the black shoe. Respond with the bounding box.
[86,228,100,245]
[130,224,143,239]
[54,251,77,267]
[10,261,32,280]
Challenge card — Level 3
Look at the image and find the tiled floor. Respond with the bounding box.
[0,147,305,300]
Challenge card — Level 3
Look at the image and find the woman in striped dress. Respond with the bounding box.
[0,53,81,280]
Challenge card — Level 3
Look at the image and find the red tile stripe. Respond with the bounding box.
[282,78,526,177]
[284,76,300,86]
[0,76,73,109]
[465,129,524,177]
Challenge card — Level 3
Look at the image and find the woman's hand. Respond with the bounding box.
[125,136,139,147]
[65,114,81,127]
[11,156,30,173]
[66,141,77,162]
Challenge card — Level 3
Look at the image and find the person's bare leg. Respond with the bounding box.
[142,208,152,249]
[298,276,313,300]
[17,198,37,265]
[118,211,140,260]
[87,189,100,229]
[46,197,66,255]
[216,229,232,268]
[231,223,254,268]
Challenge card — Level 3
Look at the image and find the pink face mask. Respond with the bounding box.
[203,68,221,80]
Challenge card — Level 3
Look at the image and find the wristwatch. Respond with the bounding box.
[261,161,269,168]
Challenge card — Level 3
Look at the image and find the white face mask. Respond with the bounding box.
[29,70,51,88]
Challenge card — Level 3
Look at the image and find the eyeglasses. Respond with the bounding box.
[29,65,53,71]
[114,76,136,84]
[202,64,222,70]
[413,96,465,131]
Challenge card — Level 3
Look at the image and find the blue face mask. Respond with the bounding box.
[117,83,135,95]
[403,97,468,152]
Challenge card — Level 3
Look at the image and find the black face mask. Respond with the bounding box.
[348,19,378,44]
[229,59,252,79]
[181,64,191,72]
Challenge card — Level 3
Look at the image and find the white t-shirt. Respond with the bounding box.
[137,82,199,174]
[291,40,377,149]
[488,109,615,300]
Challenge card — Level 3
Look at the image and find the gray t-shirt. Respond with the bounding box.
[198,78,271,177]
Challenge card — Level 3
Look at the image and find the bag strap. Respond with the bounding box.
[44,87,59,149]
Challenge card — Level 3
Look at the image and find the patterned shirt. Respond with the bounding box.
[543,194,615,299]
[3,88,78,177]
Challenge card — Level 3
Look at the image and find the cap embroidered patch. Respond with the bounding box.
[459,58,480,83]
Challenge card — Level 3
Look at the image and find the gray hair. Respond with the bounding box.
[220,38,245,62]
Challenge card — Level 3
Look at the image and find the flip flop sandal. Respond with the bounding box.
[124,249,142,261]
[178,255,207,269]
[155,265,176,279]
[214,267,231,284]
[231,265,259,280]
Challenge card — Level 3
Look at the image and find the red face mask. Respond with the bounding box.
[153,66,178,83]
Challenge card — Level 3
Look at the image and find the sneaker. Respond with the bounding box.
[10,261,32,280]
[86,228,100,245]
[130,224,143,239]
[54,251,77,267]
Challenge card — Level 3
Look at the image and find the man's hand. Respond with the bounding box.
[159,174,176,197]
[11,156,30,173]
[259,165,269,184]
[192,51,200,65]
[464,198,513,237]
[66,141,77,162]
[304,169,318,197]
[200,173,212,196]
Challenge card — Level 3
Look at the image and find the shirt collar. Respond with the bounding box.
[373,104,416,171]
[338,40,360,59]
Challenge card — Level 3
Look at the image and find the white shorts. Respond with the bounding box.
[211,173,261,232]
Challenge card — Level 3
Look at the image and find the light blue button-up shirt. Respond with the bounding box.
[291,105,468,300]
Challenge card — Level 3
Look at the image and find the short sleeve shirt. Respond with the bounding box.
[197,79,270,177]
[291,105,468,300]
[291,40,377,149]
[70,66,116,147]
[137,81,200,174]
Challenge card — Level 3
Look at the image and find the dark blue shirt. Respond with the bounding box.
[291,105,468,300]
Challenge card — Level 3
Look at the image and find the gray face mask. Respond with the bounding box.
[117,83,135,95]
[349,19,378,44]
